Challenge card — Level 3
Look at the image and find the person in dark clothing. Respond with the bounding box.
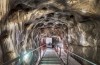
[52,37,57,48]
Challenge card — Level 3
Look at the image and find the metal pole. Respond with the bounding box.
[39,48,41,59]
[60,47,61,57]
[67,50,69,65]
[57,46,58,54]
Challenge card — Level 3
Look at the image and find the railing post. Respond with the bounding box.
[60,47,61,57]
[57,46,58,54]
[67,50,69,65]
[40,47,41,59]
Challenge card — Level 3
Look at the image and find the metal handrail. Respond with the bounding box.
[56,45,97,65]
[54,46,65,65]
[3,44,46,65]
[67,50,97,65]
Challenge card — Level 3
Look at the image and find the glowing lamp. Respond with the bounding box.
[22,51,32,63]
[81,9,87,13]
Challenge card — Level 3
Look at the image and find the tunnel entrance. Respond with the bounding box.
[45,37,52,48]
[0,0,100,64]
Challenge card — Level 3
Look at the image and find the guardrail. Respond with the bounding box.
[3,44,46,65]
[67,50,97,65]
[55,45,97,65]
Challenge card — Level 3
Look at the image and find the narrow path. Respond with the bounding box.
[60,49,81,65]
[39,48,63,65]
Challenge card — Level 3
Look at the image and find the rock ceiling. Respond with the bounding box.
[0,0,100,47]
[0,0,100,25]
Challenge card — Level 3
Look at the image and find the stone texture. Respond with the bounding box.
[0,0,100,65]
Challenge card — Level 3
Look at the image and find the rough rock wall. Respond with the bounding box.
[68,18,100,47]
[0,0,10,20]
[67,14,100,64]
[0,21,40,65]
[67,0,100,15]
[0,0,46,64]
[1,0,100,22]
[69,45,100,65]
[0,0,100,65]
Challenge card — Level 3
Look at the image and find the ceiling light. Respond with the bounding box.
[55,22,59,24]
[81,9,87,13]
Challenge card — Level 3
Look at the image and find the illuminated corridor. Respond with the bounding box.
[0,0,100,65]
[39,48,63,65]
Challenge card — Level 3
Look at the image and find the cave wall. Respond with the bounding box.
[67,15,100,64]
[0,0,100,65]
[69,45,99,65]
[0,22,40,65]
[68,20,100,47]
[67,0,100,15]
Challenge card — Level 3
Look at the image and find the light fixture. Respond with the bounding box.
[21,51,32,63]
[23,52,29,61]
[55,22,59,24]
[81,9,87,13]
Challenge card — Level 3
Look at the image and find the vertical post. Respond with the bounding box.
[60,47,61,57]
[40,47,41,59]
[67,50,69,65]
[57,46,58,54]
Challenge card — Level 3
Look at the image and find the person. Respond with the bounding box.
[52,37,56,48]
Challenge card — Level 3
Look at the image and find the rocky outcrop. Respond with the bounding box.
[67,0,100,15]
[68,18,100,47]
[0,22,40,65]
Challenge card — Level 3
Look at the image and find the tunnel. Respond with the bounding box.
[0,0,100,65]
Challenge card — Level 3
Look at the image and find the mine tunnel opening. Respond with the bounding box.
[38,27,67,49]
[0,11,99,65]
[0,0,100,64]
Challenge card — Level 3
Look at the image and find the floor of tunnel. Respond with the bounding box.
[38,48,81,65]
